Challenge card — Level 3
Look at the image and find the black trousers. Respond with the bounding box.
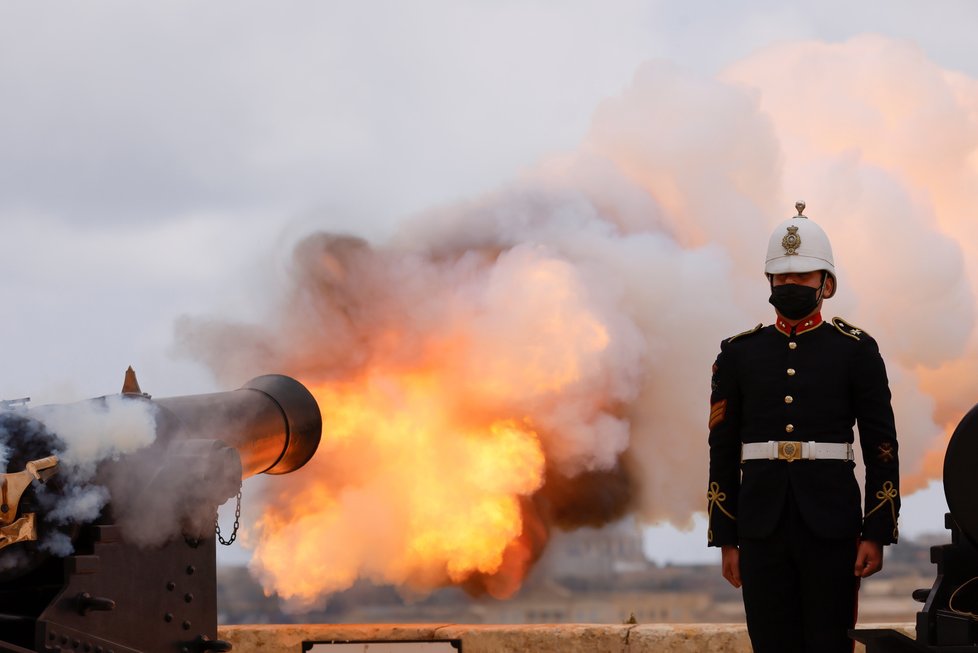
[739,490,860,653]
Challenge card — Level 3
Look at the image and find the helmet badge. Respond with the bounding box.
[782,226,801,255]
[781,200,808,255]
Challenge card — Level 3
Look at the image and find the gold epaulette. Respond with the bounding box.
[831,317,868,341]
[726,323,763,343]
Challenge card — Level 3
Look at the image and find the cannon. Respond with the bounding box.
[853,404,978,652]
[0,370,322,653]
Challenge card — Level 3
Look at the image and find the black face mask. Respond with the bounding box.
[769,283,821,320]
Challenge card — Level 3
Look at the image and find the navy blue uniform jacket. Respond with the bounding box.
[707,314,900,547]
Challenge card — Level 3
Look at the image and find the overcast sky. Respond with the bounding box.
[2,0,975,565]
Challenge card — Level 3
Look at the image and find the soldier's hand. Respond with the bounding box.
[721,545,741,588]
[854,539,884,577]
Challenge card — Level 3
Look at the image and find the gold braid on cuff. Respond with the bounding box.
[707,481,736,543]
[865,480,899,540]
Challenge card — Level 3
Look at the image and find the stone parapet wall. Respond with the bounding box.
[221,623,916,653]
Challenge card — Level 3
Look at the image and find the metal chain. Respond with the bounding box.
[216,489,242,546]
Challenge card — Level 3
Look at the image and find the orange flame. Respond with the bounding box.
[236,245,639,610]
[247,367,550,608]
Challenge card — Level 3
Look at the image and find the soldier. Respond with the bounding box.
[707,203,900,653]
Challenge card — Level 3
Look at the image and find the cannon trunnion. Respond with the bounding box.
[0,373,322,653]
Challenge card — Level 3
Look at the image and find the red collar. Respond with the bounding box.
[775,312,823,336]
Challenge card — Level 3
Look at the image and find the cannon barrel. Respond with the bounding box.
[152,374,322,478]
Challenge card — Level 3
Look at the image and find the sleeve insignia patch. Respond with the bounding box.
[878,442,895,463]
[832,316,868,341]
[709,399,727,430]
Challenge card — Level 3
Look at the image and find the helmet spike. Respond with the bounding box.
[795,201,807,218]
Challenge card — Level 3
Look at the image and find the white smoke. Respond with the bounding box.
[0,391,244,565]
[178,34,978,606]
[0,396,160,559]
[32,395,157,481]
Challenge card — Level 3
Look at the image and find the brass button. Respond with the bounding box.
[785,424,795,433]
[785,396,794,404]
[788,342,797,350]
[787,368,796,376]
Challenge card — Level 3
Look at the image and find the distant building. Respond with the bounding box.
[536,518,653,583]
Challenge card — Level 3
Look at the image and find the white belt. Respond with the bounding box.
[741,441,854,463]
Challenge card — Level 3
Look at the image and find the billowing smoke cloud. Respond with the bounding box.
[178,35,978,610]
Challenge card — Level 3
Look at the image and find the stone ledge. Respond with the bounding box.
[220,623,916,653]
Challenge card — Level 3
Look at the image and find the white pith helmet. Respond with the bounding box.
[764,201,837,296]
